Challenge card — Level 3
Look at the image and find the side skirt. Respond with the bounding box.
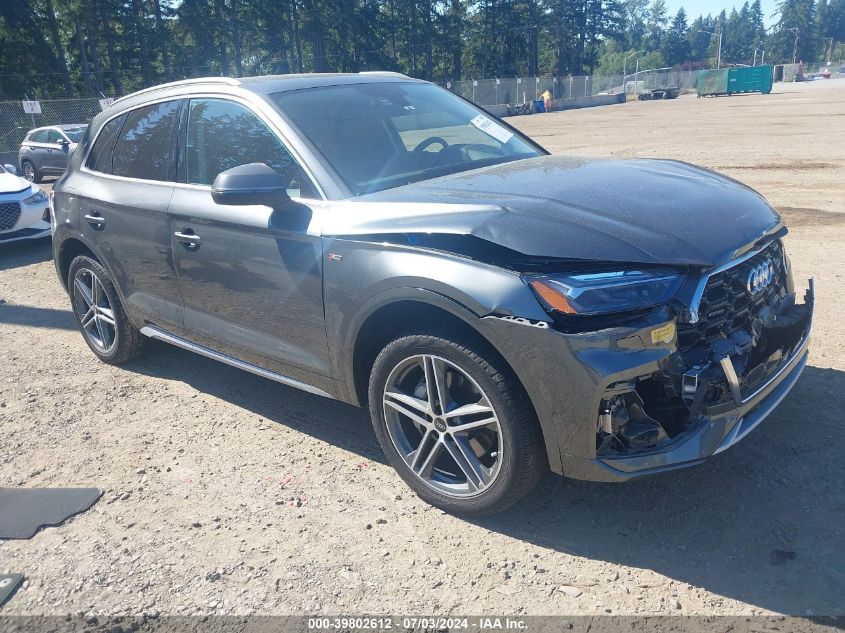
[139,325,335,400]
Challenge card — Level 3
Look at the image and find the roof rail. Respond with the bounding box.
[110,77,241,107]
[357,71,409,78]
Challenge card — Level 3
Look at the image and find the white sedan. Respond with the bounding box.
[0,163,50,245]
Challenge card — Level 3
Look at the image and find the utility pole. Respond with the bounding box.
[622,50,643,94]
[786,27,799,64]
[699,26,722,69]
[717,21,722,69]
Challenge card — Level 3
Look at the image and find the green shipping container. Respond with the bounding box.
[728,65,773,94]
[696,69,729,96]
[697,66,773,96]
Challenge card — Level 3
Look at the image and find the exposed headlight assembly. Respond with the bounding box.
[22,190,47,205]
[529,268,684,316]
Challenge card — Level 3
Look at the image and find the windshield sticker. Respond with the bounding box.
[471,114,514,144]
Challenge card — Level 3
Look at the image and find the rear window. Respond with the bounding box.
[112,100,180,182]
[63,127,86,142]
[85,116,124,174]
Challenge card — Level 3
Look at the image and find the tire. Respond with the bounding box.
[368,332,547,515]
[68,255,144,364]
[21,160,41,183]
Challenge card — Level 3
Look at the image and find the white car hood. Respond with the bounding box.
[0,173,32,194]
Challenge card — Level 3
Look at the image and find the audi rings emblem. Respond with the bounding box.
[747,258,774,295]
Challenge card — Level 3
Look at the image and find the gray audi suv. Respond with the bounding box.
[51,73,813,514]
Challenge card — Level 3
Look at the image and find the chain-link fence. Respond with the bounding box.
[3,64,829,155]
[442,70,698,105]
[0,97,112,153]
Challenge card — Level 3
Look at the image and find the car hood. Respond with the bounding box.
[335,155,782,266]
[0,173,32,195]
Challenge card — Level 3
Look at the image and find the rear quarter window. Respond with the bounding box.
[85,116,125,174]
[111,100,181,182]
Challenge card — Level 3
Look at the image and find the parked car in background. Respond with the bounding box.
[0,163,51,244]
[18,124,88,183]
[52,74,813,515]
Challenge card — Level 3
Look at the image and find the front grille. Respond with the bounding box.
[0,202,22,231]
[678,240,788,351]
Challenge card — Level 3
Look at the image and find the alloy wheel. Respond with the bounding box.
[23,163,34,182]
[72,268,117,353]
[382,354,503,497]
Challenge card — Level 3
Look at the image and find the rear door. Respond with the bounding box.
[167,96,331,379]
[77,100,184,328]
[24,129,49,172]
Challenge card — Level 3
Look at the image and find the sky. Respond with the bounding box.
[663,0,780,26]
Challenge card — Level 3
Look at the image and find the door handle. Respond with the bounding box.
[174,230,201,250]
[84,213,105,228]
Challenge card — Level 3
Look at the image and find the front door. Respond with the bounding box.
[45,129,66,171]
[168,97,331,379]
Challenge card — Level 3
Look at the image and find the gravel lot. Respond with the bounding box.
[1,79,843,618]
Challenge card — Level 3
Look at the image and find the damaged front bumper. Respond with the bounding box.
[484,274,814,483]
[593,285,812,480]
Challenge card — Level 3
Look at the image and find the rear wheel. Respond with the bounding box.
[368,332,547,515]
[21,160,41,183]
[68,255,144,364]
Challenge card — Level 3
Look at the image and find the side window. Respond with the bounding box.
[185,98,316,198]
[31,130,48,143]
[112,100,180,182]
[85,116,124,174]
[47,129,62,144]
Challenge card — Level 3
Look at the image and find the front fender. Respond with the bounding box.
[324,238,547,374]
[323,238,564,473]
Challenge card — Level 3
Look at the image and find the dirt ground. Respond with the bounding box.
[1,79,843,619]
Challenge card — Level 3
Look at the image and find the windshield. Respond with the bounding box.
[63,126,87,142]
[272,82,542,196]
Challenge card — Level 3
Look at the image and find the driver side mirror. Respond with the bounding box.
[59,139,70,152]
[211,163,291,208]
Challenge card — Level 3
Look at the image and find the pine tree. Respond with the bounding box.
[771,0,818,62]
[662,8,691,65]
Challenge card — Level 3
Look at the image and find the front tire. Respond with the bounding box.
[368,333,547,515]
[68,255,144,364]
[21,160,41,183]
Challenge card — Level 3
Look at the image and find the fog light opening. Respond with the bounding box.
[597,376,693,456]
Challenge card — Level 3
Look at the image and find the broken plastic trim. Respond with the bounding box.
[718,281,813,407]
[483,315,549,329]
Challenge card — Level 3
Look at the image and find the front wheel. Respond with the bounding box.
[368,333,547,515]
[21,160,41,183]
